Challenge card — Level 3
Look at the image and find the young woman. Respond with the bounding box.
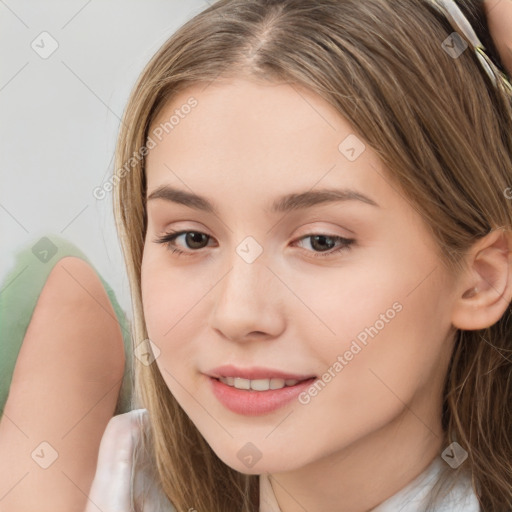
[86,0,512,510]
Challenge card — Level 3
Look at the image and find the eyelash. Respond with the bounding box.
[153,229,355,259]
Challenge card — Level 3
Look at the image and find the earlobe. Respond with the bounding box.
[451,228,512,331]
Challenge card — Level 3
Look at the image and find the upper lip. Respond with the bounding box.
[206,364,316,381]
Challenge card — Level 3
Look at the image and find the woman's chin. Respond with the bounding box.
[214,449,308,475]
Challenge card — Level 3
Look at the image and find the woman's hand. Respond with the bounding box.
[84,409,148,512]
[484,0,512,76]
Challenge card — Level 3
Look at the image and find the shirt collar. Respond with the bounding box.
[259,456,481,512]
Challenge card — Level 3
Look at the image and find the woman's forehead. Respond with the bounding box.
[149,77,343,137]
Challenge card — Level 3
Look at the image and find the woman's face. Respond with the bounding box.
[141,77,458,474]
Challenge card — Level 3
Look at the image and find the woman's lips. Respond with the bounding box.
[207,364,316,381]
[208,375,317,416]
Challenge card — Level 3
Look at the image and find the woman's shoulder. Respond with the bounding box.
[0,234,133,415]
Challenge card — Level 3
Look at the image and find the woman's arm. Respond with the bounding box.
[0,256,126,512]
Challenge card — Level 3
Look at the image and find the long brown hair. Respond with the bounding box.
[112,1,512,510]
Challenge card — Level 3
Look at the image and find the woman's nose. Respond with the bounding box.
[208,245,286,343]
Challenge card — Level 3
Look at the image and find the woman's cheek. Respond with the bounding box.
[141,266,201,348]
[141,262,172,339]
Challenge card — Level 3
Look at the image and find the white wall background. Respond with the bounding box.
[1,0,208,317]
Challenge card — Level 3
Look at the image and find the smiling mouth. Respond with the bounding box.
[208,375,317,416]
[213,376,315,391]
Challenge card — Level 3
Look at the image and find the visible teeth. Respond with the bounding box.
[250,379,271,391]
[234,377,251,390]
[269,378,285,389]
[218,376,303,391]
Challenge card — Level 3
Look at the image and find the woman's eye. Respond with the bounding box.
[294,234,355,258]
[154,230,212,255]
[153,230,355,259]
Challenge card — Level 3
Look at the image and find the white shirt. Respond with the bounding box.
[88,410,481,512]
[260,455,481,512]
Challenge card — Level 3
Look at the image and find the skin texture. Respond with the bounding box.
[0,257,125,512]
[485,0,512,75]
[141,78,512,512]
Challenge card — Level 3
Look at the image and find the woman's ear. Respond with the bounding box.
[451,227,512,331]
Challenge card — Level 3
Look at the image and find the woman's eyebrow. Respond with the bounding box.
[146,185,380,214]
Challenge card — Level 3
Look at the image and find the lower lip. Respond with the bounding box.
[208,376,317,416]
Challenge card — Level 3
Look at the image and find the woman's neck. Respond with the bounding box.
[264,400,444,512]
